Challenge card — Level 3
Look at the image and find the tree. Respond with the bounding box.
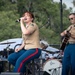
[0,0,72,46]
[73,0,75,7]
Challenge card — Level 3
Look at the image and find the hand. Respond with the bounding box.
[15,48,20,52]
[20,17,25,23]
[60,30,67,36]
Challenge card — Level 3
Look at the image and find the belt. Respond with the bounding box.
[25,43,32,45]
[68,41,75,44]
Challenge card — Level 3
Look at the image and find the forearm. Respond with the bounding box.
[20,21,27,34]
[20,21,30,35]
[18,42,25,50]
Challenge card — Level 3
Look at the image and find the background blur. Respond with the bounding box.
[0,0,75,49]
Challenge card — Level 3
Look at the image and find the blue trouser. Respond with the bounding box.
[8,48,41,73]
[62,44,75,75]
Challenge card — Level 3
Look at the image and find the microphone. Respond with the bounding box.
[16,19,20,22]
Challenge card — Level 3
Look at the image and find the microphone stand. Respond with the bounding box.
[5,43,11,72]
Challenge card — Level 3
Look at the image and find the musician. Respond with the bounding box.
[61,13,75,75]
[8,11,41,74]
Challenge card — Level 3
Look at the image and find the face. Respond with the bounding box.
[69,14,75,24]
[23,12,33,23]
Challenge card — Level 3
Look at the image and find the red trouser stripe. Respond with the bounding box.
[18,48,38,72]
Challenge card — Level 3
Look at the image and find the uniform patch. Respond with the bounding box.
[31,24,34,26]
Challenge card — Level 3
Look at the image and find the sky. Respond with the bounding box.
[53,0,75,12]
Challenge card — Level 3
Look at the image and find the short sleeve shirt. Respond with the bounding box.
[66,24,75,42]
[22,23,41,50]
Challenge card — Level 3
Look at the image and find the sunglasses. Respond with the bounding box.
[69,18,74,20]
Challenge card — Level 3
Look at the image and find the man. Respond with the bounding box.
[61,13,75,75]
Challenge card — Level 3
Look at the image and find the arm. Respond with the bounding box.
[15,41,25,52]
[60,30,67,36]
[20,18,32,35]
[20,22,30,35]
[60,25,72,37]
[20,18,36,35]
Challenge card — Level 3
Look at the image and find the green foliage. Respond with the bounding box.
[0,0,73,47]
[0,11,21,41]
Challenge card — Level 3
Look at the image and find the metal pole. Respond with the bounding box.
[60,0,63,41]
[60,0,63,33]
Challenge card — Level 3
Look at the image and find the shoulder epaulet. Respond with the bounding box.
[31,23,34,26]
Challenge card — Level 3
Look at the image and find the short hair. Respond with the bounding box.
[22,11,34,18]
[69,13,75,16]
[22,11,34,22]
